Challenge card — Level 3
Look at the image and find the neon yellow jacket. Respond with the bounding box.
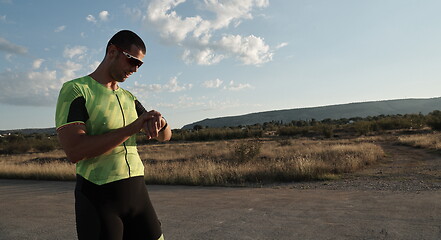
[55,76,144,185]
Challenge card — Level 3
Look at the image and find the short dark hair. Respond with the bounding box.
[106,30,146,55]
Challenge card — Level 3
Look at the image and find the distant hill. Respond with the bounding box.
[182,97,441,129]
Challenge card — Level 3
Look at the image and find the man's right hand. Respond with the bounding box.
[141,110,163,140]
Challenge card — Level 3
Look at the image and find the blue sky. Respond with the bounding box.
[1,0,440,130]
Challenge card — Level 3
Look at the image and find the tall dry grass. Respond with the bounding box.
[0,150,75,181]
[0,138,385,185]
[142,139,384,185]
[0,162,75,180]
[397,133,441,150]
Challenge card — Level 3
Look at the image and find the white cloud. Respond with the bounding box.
[224,80,252,91]
[0,42,94,107]
[203,78,223,88]
[157,95,208,109]
[149,83,162,92]
[124,6,143,22]
[126,75,192,105]
[59,60,83,82]
[54,25,66,33]
[87,11,110,24]
[0,15,6,22]
[131,76,192,95]
[99,11,109,21]
[176,95,207,108]
[147,0,202,43]
[86,14,97,23]
[165,76,193,92]
[145,0,272,66]
[218,34,272,65]
[158,95,219,109]
[0,69,61,106]
[182,48,224,65]
[126,82,153,99]
[157,95,260,112]
[276,42,288,49]
[202,0,269,30]
[32,59,44,69]
[0,37,28,55]
[63,46,87,59]
[5,54,13,61]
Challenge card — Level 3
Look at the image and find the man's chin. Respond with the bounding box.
[117,77,128,83]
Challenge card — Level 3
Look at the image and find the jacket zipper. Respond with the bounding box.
[114,91,131,177]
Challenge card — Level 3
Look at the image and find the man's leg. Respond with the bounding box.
[75,189,101,240]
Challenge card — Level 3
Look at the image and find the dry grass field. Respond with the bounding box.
[397,132,441,150]
[0,149,75,181]
[142,138,384,185]
[0,137,385,186]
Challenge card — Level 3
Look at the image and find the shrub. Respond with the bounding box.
[376,117,412,130]
[3,142,32,154]
[427,111,441,131]
[165,128,263,142]
[278,126,308,136]
[34,141,56,152]
[231,139,262,164]
[320,125,334,138]
[353,121,373,135]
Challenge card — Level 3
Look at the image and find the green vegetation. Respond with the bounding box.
[1,111,439,155]
[0,133,59,154]
[171,112,430,142]
[426,110,441,131]
[275,113,428,138]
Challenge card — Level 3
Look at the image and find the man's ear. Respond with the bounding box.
[107,45,118,58]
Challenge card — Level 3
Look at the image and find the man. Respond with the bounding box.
[55,30,171,240]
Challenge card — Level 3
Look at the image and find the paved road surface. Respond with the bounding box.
[0,179,440,240]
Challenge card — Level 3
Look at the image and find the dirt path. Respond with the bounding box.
[0,143,441,240]
[359,142,441,190]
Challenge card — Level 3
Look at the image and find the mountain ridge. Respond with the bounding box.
[2,97,441,133]
[182,97,441,129]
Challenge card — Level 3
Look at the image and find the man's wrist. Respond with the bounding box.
[159,118,168,132]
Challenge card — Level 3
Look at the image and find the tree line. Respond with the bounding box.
[168,110,441,141]
[2,110,441,154]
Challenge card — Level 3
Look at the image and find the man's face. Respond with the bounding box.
[110,44,145,82]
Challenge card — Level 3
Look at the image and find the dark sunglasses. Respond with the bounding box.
[111,43,143,68]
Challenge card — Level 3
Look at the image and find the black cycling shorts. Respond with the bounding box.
[74,175,163,240]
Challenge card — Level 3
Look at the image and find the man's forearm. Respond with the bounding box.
[59,120,142,163]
